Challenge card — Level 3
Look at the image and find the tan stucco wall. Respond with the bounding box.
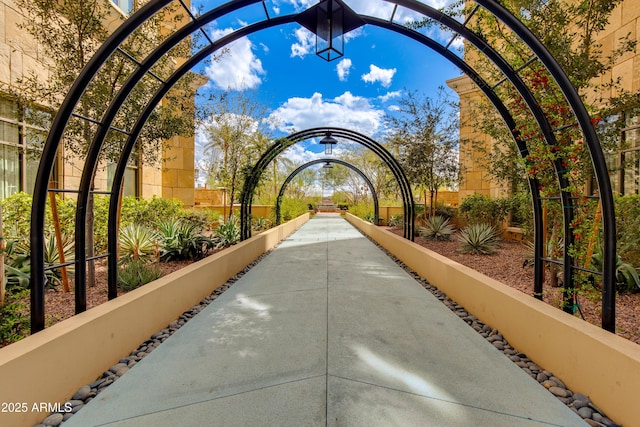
[0,213,310,427]
[162,133,195,207]
[346,213,640,427]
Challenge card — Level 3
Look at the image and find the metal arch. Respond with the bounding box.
[275,158,379,225]
[475,0,617,333]
[28,0,616,333]
[239,127,415,241]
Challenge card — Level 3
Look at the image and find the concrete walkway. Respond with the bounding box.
[64,216,586,426]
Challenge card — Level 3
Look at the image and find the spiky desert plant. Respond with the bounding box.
[419,215,455,241]
[457,223,500,255]
[119,223,159,263]
[117,259,163,291]
[214,216,241,248]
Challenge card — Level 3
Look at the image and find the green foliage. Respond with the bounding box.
[384,88,460,217]
[117,260,163,291]
[615,194,640,264]
[0,289,30,346]
[592,245,640,293]
[119,223,159,263]
[3,241,31,289]
[251,216,270,232]
[158,219,214,262]
[214,216,240,248]
[42,233,74,288]
[387,214,403,227]
[434,204,457,221]
[1,192,34,246]
[3,238,68,290]
[458,194,510,227]
[91,195,188,253]
[279,197,310,221]
[420,215,455,241]
[348,202,373,222]
[457,223,500,255]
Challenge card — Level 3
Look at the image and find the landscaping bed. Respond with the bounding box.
[388,227,640,346]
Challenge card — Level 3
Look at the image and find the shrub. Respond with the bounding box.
[117,260,162,291]
[591,244,640,293]
[457,223,500,255]
[615,194,640,265]
[251,216,270,232]
[4,239,63,290]
[459,194,509,227]
[280,197,310,221]
[419,215,455,241]
[387,214,403,227]
[0,289,30,346]
[119,223,159,263]
[158,219,214,261]
[214,216,240,248]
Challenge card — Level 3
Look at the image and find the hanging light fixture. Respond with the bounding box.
[319,132,337,155]
[322,161,334,169]
[295,0,364,62]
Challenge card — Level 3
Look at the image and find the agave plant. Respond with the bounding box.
[117,259,163,291]
[214,216,241,248]
[457,223,500,255]
[119,223,159,263]
[592,244,640,293]
[419,215,455,241]
[387,214,403,228]
[158,218,214,261]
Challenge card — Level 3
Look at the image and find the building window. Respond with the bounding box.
[111,0,133,14]
[615,115,640,195]
[0,97,54,200]
[107,145,140,198]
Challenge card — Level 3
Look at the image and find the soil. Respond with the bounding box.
[387,227,640,346]
[40,259,193,328]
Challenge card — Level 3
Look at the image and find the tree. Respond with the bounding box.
[9,0,198,286]
[341,148,398,203]
[201,90,273,218]
[385,89,460,217]
[450,0,638,193]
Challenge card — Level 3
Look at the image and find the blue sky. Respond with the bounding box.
[191,0,462,181]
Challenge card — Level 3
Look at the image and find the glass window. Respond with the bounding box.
[111,0,133,14]
[0,97,57,199]
[107,163,138,197]
[0,144,20,199]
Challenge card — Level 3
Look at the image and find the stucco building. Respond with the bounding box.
[0,0,198,206]
[447,0,640,202]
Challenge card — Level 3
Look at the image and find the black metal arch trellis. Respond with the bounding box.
[239,127,414,242]
[274,158,379,226]
[29,0,616,334]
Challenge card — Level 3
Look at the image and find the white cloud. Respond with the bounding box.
[379,90,402,103]
[291,27,315,58]
[269,91,383,136]
[204,27,265,90]
[361,64,396,88]
[336,58,352,81]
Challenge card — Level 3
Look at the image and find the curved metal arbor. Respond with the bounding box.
[29,0,616,333]
[239,127,414,241]
[274,158,379,225]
